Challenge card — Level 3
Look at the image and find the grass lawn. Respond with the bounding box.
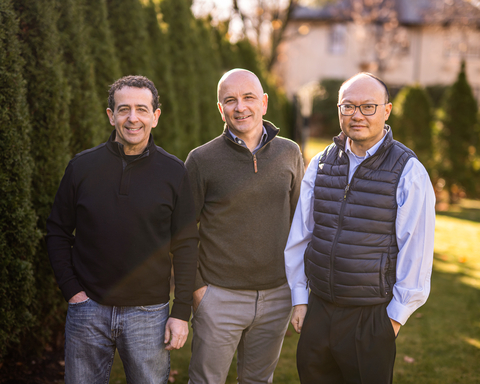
[108,138,480,383]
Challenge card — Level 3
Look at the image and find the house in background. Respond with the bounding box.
[273,0,480,104]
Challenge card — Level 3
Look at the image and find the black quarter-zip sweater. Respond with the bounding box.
[46,131,198,321]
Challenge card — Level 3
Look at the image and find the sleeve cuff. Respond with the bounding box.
[387,298,413,326]
[61,279,84,302]
[292,287,309,306]
[170,302,192,321]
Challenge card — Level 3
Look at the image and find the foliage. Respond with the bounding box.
[312,78,344,138]
[57,0,105,154]
[440,61,479,197]
[82,0,122,137]
[391,85,435,176]
[107,0,153,78]
[0,0,40,359]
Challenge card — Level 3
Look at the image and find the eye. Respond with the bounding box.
[362,104,375,112]
[343,104,354,112]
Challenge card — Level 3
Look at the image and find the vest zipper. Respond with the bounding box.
[343,184,350,199]
[253,154,258,173]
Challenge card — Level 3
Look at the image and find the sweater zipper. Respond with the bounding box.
[253,154,258,173]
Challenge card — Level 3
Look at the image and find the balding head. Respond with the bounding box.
[217,69,264,103]
[339,72,390,104]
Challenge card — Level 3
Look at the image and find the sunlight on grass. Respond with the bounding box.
[464,337,480,349]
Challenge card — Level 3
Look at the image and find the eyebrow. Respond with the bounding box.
[116,103,150,110]
[222,92,256,103]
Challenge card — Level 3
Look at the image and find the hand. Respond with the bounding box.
[390,318,401,337]
[68,291,88,303]
[192,286,207,313]
[291,304,308,334]
[164,317,189,351]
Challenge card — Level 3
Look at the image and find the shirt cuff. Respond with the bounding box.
[291,287,309,306]
[170,302,192,322]
[386,297,413,326]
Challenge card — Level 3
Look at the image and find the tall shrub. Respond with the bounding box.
[14,0,71,355]
[0,0,40,359]
[160,0,201,159]
[143,0,180,153]
[107,0,153,78]
[57,0,104,154]
[441,61,479,196]
[392,85,434,176]
[312,79,344,138]
[82,0,121,137]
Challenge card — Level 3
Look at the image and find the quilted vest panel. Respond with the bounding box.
[305,128,416,306]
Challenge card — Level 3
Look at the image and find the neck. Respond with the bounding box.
[230,127,263,153]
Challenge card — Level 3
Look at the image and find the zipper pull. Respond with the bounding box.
[253,154,258,173]
[344,184,350,199]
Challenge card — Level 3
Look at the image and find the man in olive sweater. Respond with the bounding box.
[185,69,304,383]
[46,76,198,383]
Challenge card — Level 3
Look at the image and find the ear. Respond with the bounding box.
[262,93,268,116]
[217,102,226,122]
[384,102,393,121]
[106,108,115,126]
[152,108,161,128]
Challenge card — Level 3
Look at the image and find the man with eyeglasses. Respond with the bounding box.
[284,72,435,383]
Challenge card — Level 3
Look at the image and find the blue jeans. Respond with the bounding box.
[65,298,170,384]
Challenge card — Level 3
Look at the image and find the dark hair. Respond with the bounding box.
[341,72,390,103]
[108,75,159,111]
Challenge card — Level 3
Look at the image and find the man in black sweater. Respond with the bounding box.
[46,75,198,383]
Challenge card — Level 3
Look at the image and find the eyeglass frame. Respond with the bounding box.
[337,103,390,116]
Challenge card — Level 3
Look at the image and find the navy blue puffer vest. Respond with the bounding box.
[304,127,416,306]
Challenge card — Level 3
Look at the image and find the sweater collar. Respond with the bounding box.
[222,119,279,146]
[106,129,155,157]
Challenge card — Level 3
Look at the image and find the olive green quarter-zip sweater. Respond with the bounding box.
[185,120,304,291]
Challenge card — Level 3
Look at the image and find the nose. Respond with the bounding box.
[351,106,364,120]
[128,110,139,122]
[235,100,246,112]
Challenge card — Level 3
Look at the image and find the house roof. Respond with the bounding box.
[292,0,480,26]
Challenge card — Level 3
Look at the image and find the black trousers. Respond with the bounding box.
[297,294,396,384]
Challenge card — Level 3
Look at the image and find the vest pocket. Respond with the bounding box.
[379,253,388,297]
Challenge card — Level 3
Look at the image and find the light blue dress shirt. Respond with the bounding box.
[284,131,436,325]
[228,126,268,154]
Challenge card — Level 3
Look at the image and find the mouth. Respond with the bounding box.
[126,126,142,132]
[235,115,251,121]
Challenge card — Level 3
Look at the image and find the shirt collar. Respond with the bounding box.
[345,129,388,159]
[228,126,268,153]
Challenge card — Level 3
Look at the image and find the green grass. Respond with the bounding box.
[107,140,480,383]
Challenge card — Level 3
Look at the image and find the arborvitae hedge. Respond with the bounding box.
[83,0,121,136]
[392,85,434,176]
[13,0,72,357]
[312,78,344,138]
[160,0,202,159]
[107,0,153,78]
[441,61,479,196]
[0,0,40,359]
[0,0,295,364]
[57,0,104,154]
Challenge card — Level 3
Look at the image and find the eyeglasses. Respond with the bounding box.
[337,103,388,116]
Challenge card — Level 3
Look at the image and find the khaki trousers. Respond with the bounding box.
[188,283,292,384]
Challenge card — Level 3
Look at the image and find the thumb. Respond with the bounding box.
[164,323,171,344]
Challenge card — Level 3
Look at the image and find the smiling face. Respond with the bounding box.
[338,74,392,156]
[106,86,161,155]
[217,70,268,141]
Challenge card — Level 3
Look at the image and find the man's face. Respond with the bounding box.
[106,86,161,154]
[338,75,392,152]
[217,71,268,139]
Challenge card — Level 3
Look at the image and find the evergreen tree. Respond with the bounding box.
[193,17,223,143]
[57,0,105,154]
[392,85,434,176]
[441,61,479,196]
[160,0,201,159]
[13,0,71,354]
[143,0,180,153]
[83,0,121,136]
[107,0,153,78]
[0,0,40,358]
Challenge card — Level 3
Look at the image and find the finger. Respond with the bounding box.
[164,325,171,345]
